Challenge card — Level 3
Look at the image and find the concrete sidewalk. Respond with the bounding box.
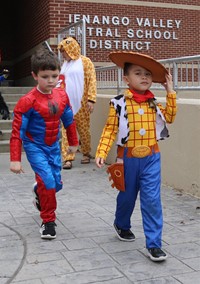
[0,152,200,284]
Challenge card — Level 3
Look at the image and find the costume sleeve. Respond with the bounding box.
[82,56,97,103]
[61,95,78,146]
[10,96,32,162]
[157,93,177,123]
[95,104,118,160]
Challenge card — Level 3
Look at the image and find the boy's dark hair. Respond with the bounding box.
[124,62,134,75]
[31,48,60,74]
[124,62,152,76]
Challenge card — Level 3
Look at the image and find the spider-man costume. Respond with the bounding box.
[10,87,78,223]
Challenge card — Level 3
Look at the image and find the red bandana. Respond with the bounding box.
[129,89,154,103]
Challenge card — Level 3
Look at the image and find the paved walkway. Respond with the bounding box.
[0,152,200,284]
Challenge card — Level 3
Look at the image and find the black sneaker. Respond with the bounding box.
[114,223,135,242]
[147,248,168,262]
[32,183,41,211]
[40,222,57,239]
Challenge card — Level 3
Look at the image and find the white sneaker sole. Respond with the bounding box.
[146,249,168,262]
[40,234,56,240]
[39,227,56,239]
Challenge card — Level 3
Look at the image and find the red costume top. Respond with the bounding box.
[10,87,78,161]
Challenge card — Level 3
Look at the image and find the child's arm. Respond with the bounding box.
[95,105,118,166]
[10,96,31,173]
[159,73,177,123]
[161,73,175,94]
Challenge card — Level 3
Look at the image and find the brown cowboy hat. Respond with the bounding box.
[109,51,168,83]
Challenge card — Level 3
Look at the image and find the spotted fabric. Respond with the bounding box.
[96,91,177,160]
[62,55,97,161]
[110,94,130,146]
[58,37,81,60]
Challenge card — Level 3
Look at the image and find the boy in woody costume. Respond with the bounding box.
[57,37,97,169]
[96,51,177,262]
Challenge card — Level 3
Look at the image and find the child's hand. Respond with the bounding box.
[161,72,176,93]
[96,157,105,168]
[67,146,78,154]
[10,161,24,174]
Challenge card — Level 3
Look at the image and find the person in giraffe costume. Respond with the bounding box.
[57,37,97,169]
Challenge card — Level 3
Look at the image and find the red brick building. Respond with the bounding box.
[0,0,199,85]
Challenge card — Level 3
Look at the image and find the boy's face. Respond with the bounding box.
[123,65,153,94]
[32,69,60,94]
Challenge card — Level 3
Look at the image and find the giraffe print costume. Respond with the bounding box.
[58,37,97,165]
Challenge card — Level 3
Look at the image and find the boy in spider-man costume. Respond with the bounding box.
[10,49,78,239]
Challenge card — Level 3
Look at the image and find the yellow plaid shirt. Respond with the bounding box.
[96,92,177,160]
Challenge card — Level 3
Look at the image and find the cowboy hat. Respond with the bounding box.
[109,51,168,83]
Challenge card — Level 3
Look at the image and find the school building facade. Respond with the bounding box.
[0,0,199,85]
[0,0,200,196]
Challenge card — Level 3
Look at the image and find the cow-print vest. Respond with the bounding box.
[110,94,169,146]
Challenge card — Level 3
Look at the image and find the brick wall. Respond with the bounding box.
[12,0,50,80]
[126,0,199,4]
[51,1,199,62]
[14,0,50,55]
[3,0,199,84]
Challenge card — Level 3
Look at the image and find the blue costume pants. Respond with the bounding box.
[23,141,62,223]
[114,149,163,248]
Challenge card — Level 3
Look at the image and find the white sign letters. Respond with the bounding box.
[68,14,181,51]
